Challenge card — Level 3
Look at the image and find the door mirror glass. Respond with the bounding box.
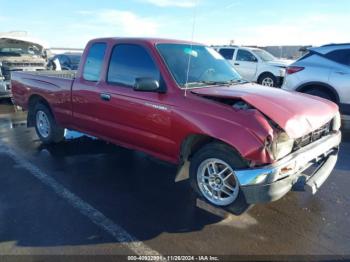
[134,78,160,92]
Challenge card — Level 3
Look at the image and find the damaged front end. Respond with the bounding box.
[0,37,47,98]
[265,130,295,161]
[191,89,341,203]
[200,95,296,165]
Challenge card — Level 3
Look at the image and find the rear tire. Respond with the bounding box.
[34,103,64,144]
[189,142,251,215]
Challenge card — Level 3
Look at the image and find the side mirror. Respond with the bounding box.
[134,78,160,92]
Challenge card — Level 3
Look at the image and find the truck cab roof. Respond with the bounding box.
[88,37,203,46]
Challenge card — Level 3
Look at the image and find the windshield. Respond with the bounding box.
[251,49,276,62]
[157,44,242,88]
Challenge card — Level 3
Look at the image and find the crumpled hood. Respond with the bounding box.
[266,59,294,68]
[191,83,338,139]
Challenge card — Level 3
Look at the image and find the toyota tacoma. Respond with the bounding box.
[11,38,341,214]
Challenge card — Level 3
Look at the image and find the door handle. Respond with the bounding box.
[335,72,348,75]
[100,93,111,101]
[234,63,240,66]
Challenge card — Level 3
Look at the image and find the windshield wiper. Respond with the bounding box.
[204,79,249,85]
[184,81,220,87]
[184,79,249,88]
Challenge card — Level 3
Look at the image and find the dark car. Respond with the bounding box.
[47,53,82,70]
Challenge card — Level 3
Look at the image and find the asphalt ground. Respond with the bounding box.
[0,99,349,261]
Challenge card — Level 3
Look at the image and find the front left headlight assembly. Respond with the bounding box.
[0,61,3,79]
[266,132,295,160]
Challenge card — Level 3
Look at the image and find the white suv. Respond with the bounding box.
[282,44,350,128]
[213,46,294,87]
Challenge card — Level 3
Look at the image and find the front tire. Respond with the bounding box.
[189,142,250,215]
[34,103,64,144]
[258,73,277,87]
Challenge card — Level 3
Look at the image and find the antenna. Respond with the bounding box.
[184,0,198,97]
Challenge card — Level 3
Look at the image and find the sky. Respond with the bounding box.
[0,0,349,48]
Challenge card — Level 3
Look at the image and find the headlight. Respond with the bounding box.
[0,61,3,78]
[279,68,286,77]
[266,132,294,160]
[332,112,341,131]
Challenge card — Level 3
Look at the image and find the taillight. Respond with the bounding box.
[286,66,304,75]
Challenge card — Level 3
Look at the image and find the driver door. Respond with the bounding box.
[88,43,175,158]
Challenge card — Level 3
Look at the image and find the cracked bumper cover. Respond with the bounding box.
[235,131,341,204]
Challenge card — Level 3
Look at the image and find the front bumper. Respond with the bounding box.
[235,131,341,204]
[0,79,12,98]
[276,76,284,87]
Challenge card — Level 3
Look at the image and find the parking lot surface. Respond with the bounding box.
[0,99,349,258]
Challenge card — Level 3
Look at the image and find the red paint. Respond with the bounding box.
[191,84,338,139]
[11,38,339,166]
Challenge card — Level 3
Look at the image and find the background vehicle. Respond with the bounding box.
[47,53,82,71]
[282,43,350,129]
[213,46,294,87]
[0,34,47,98]
[11,38,341,215]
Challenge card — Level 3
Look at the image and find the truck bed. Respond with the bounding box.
[11,70,76,111]
[20,70,77,80]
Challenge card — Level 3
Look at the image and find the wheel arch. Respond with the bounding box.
[179,134,246,164]
[296,82,340,104]
[175,133,248,183]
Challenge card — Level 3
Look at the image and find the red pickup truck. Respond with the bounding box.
[11,37,341,214]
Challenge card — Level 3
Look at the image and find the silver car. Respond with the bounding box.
[282,43,350,129]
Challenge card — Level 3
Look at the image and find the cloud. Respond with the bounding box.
[76,10,94,15]
[44,9,161,47]
[77,9,159,37]
[235,14,350,46]
[140,0,197,8]
[97,10,159,36]
[196,13,350,47]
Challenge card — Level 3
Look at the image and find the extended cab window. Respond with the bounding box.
[218,48,235,60]
[83,43,107,81]
[236,49,257,62]
[326,49,350,66]
[107,44,160,87]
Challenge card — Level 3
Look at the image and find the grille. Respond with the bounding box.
[2,62,45,67]
[1,67,10,80]
[1,67,45,80]
[293,121,332,151]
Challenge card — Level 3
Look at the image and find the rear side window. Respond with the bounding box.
[236,49,257,62]
[83,43,107,81]
[325,49,350,66]
[218,48,235,60]
[107,44,160,87]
